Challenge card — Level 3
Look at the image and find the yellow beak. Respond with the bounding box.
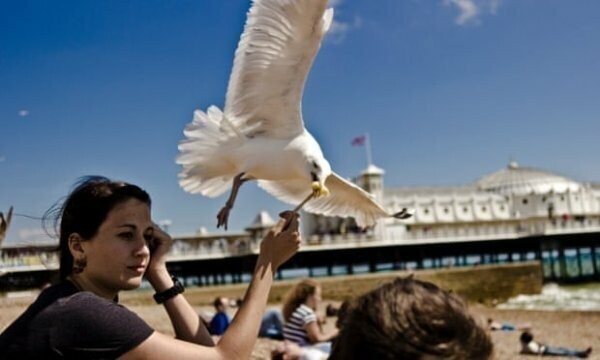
[311,181,330,197]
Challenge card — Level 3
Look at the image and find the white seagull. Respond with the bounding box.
[177,0,410,230]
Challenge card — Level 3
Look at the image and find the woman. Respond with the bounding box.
[282,279,338,357]
[0,176,300,359]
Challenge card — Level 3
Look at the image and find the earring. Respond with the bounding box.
[73,256,87,274]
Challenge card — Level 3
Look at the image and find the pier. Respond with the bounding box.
[1,218,599,291]
[2,162,600,290]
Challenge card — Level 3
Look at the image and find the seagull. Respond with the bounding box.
[177,0,411,230]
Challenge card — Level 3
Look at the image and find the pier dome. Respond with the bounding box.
[475,161,581,195]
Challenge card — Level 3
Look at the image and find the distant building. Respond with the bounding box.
[303,161,600,245]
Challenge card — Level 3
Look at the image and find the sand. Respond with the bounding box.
[1,292,599,359]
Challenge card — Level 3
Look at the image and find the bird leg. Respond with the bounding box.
[278,193,315,232]
[292,192,315,214]
[217,173,250,230]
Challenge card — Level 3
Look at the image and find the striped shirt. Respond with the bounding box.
[283,304,317,346]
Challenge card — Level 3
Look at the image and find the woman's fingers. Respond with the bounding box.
[148,223,175,263]
[259,212,302,269]
[278,211,299,233]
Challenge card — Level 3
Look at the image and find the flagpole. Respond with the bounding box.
[365,132,373,166]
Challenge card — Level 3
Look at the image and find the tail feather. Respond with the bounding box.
[177,106,241,197]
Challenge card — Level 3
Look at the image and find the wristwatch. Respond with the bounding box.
[153,276,185,304]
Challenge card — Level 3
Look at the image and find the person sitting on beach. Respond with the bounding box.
[209,296,231,336]
[329,276,494,360]
[487,317,531,331]
[520,331,592,358]
[282,278,339,358]
[259,308,285,340]
[0,176,301,359]
[271,301,349,360]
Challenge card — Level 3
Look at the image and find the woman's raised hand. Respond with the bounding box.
[145,223,175,284]
[258,211,301,270]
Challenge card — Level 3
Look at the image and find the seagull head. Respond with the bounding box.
[308,157,331,198]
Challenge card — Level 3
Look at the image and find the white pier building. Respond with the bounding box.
[302,161,600,247]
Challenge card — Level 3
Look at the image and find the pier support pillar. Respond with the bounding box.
[576,248,583,278]
[592,246,599,279]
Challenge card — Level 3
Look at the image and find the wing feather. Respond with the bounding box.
[225,0,333,139]
[258,172,391,228]
[304,173,390,227]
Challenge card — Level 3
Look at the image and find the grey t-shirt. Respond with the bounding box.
[0,281,153,359]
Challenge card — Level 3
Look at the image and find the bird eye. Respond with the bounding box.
[312,161,320,169]
[311,172,318,182]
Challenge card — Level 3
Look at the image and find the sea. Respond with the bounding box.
[497,282,600,312]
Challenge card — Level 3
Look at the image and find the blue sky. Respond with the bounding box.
[1,0,599,245]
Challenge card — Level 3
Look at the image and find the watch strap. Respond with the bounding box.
[153,276,184,304]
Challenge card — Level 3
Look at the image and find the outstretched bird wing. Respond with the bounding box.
[258,172,391,228]
[224,0,333,139]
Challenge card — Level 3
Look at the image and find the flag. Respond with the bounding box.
[351,135,366,146]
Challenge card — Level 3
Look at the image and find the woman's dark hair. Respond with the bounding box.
[44,176,151,280]
[330,276,494,360]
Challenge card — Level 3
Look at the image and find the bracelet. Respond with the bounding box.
[153,276,184,304]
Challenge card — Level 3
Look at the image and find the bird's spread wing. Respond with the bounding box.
[225,0,333,139]
[259,172,390,228]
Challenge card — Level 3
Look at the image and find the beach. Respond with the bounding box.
[2,290,599,359]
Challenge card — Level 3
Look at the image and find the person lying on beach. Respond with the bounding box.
[329,276,494,360]
[0,176,301,359]
[520,331,592,358]
[282,278,339,358]
[487,317,531,331]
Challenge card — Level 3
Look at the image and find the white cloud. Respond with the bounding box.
[18,109,29,117]
[444,0,503,25]
[327,16,362,44]
[322,0,362,44]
